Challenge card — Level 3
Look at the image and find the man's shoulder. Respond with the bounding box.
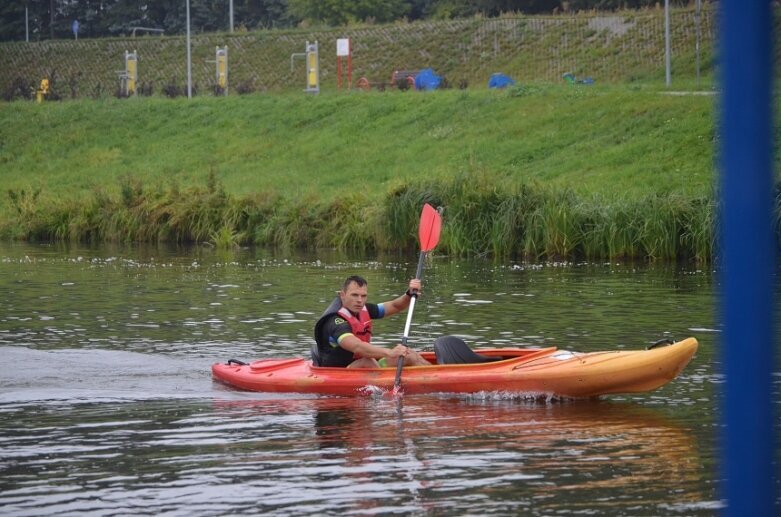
[325,312,349,327]
[332,312,349,325]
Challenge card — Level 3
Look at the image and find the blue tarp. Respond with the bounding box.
[414,68,442,91]
[488,73,516,89]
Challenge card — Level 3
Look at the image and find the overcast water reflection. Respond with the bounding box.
[0,242,763,515]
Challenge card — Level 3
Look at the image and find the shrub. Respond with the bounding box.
[2,76,33,101]
[68,73,81,99]
[235,76,256,95]
[163,77,181,98]
[138,82,154,96]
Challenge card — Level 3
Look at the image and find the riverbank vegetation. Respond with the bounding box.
[0,84,735,261]
[3,170,714,261]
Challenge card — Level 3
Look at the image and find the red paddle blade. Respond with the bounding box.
[418,203,442,252]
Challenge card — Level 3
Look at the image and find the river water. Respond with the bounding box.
[0,242,767,515]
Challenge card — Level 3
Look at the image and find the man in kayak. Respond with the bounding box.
[313,275,432,368]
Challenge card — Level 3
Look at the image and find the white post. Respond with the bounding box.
[229,0,234,33]
[695,0,702,87]
[664,0,671,87]
[186,0,192,99]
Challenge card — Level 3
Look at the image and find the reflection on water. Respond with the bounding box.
[251,396,709,516]
[0,391,715,516]
[0,242,739,514]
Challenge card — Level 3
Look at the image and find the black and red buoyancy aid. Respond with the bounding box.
[336,306,373,343]
[312,297,373,367]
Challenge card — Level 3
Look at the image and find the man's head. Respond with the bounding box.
[340,275,368,314]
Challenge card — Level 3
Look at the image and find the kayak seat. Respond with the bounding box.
[310,343,323,367]
[434,335,503,365]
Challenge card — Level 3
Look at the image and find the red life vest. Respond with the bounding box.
[337,306,373,344]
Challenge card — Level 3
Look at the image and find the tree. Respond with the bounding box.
[288,0,410,26]
[422,0,669,17]
[0,0,60,41]
[0,1,30,41]
[425,1,561,18]
[0,0,690,41]
[234,0,297,30]
[65,1,112,39]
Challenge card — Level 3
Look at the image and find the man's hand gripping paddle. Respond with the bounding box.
[393,203,443,392]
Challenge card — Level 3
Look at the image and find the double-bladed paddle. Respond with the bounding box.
[394,203,443,390]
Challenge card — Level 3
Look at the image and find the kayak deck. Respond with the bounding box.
[212,338,698,398]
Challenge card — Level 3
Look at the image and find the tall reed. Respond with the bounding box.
[2,173,722,261]
[380,175,718,262]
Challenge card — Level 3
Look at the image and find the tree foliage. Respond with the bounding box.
[0,0,688,42]
[288,0,410,25]
[0,0,299,41]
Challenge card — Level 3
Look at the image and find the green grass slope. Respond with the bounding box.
[0,85,726,260]
[0,85,714,205]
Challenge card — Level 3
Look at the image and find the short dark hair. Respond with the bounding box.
[342,275,368,291]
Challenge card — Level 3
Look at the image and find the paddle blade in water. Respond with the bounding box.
[419,203,442,252]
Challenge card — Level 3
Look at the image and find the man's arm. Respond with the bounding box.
[338,334,395,360]
[340,334,430,366]
[382,278,421,317]
[325,314,401,360]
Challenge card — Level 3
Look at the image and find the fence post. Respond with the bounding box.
[664,0,671,87]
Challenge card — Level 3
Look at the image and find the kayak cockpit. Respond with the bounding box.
[309,334,557,368]
[419,345,557,367]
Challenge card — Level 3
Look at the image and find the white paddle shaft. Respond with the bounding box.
[400,294,417,346]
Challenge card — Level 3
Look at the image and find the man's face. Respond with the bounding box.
[340,281,368,314]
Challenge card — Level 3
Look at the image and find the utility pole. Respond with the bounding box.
[695,0,702,87]
[664,0,671,87]
[186,0,192,99]
[229,0,234,33]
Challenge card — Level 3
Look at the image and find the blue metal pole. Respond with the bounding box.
[720,0,775,515]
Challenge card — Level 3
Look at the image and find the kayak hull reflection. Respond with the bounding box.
[211,338,698,398]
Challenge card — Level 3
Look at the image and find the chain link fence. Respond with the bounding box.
[0,6,767,99]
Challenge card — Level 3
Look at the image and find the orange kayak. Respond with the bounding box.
[211,337,698,398]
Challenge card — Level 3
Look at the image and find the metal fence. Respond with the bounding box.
[0,6,761,99]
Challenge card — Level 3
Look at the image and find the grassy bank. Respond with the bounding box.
[0,84,727,260]
[1,86,714,199]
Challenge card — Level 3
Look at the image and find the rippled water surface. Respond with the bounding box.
[0,242,764,515]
